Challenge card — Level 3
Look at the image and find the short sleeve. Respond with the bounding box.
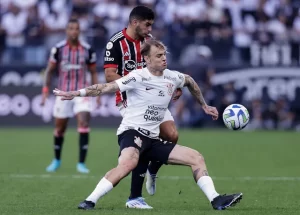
[103,41,121,69]
[49,46,59,63]
[115,71,140,92]
[174,71,185,88]
[87,47,97,65]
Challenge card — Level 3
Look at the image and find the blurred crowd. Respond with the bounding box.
[1,0,299,130]
[1,0,300,66]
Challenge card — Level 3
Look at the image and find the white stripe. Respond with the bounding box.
[111,32,123,42]
[6,174,300,181]
[110,32,122,41]
[211,68,300,85]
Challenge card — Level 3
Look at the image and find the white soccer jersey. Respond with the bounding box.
[115,67,185,138]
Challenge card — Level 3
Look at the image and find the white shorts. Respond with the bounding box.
[118,103,174,123]
[53,97,92,118]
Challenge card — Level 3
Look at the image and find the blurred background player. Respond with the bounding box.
[103,5,182,208]
[41,19,100,174]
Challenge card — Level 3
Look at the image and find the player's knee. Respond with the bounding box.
[120,159,137,174]
[164,129,178,143]
[78,121,89,128]
[54,128,65,137]
[191,150,205,166]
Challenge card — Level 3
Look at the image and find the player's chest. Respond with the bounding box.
[59,49,88,71]
[121,40,146,72]
[138,80,176,102]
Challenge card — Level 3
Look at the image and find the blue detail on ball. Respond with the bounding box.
[232,105,241,108]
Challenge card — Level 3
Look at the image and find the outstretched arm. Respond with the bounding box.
[183,74,207,107]
[183,74,219,120]
[53,82,120,100]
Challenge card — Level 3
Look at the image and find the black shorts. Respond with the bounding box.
[118,129,176,164]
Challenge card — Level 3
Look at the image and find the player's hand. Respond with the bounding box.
[40,86,49,106]
[40,92,48,106]
[172,88,183,101]
[202,105,219,120]
[53,88,79,100]
[96,96,101,108]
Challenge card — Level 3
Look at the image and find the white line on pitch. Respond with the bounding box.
[5,174,300,181]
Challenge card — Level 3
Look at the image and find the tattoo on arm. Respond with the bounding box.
[85,81,119,96]
[193,168,201,181]
[184,74,207,107]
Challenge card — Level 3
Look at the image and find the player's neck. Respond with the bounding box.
[68,39,79,47]
[147,66,163,76]
[126,26,141,41]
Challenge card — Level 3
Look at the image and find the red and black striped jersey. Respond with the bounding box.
[49,40,96,91]
[104,28,150,105]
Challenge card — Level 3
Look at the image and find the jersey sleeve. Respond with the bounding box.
[86,47,97,65]
[103,40,121,69]
[174,71,185,88]
[48,46,59,63]
[115,71,140,92]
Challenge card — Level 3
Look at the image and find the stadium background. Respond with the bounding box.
[0,1,300,215]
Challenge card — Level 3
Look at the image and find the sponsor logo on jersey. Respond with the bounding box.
[143,105,166,122]
[178,74,184,80]
[122,77,136,85]
[138,127,150,136]
[164,76,177,82]
[142,77,151,82]
[124,52,130,57]
[158,90,165,96]
[105,57,114,61]
[106,42,113,50]
[106,51,110,56]
[60,61,82,70]
[125,60,136,71]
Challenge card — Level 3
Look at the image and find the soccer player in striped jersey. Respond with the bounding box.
[41,19,100,174]
[104,6,182,208]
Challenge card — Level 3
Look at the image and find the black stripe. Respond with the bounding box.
[122,91,127,102]
[127,40,136,66]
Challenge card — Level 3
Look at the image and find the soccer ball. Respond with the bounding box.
[222,104,250,130]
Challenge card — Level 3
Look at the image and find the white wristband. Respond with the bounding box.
[79,89,87,97]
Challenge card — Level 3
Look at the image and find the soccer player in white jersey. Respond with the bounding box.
[53,39,243,210]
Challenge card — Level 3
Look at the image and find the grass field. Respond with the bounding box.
[0,128,299,215]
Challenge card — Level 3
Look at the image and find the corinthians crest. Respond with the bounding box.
[166,83,174,96]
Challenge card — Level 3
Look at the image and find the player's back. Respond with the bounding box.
[49,40,96,91]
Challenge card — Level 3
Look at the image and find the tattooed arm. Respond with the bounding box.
[53,82,120,100]
[183,74,219,120]
[183,74,207,107]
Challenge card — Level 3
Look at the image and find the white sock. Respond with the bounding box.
[86,177,113,203]
[197,176,219,202]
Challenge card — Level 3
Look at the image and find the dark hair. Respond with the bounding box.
[68,18,79,24]
[129,5,155,23]
[141,39,166,57]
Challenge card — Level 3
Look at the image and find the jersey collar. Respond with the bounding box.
[122,28,142,43]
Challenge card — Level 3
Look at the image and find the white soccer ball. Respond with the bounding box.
[222,104,250,130]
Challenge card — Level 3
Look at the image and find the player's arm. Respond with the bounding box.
[40,55,57,106]
[105,68,122,82]
[183,74,219,120]
[104,41,122,82]
[53,82,120,100]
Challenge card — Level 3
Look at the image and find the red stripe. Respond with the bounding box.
[136,41,142,69]
[104,64,118,68]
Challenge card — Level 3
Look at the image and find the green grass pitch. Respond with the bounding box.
[0,128,299,215]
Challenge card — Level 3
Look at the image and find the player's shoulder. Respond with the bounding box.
[164,69,185,81]
[79,39,92,49]
[53,40,67,49]
[108,30,125,43]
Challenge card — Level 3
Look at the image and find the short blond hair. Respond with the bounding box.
[141,39,167,57]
